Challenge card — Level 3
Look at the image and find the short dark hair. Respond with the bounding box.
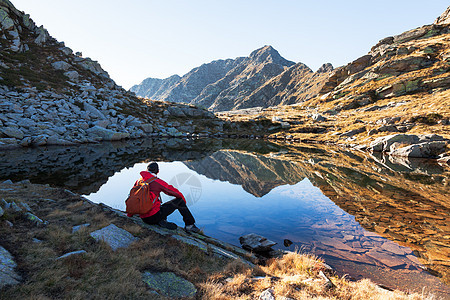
[147,162,159,173]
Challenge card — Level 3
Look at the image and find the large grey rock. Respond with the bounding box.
[0,246,21,288]
[51,61,71,71]
[90,224,138,251]
[1,127,24,139]
[64,70,80,81]
[34,26,49,45]
[369,134,447,154]
[239,233,277,252]
[25,212,47,226]
[86,126,130,141]
[142,271,197,298]
[84,103,106,119]
[390,141,447,158]
[369,134,420,152]
[0,8,15,30]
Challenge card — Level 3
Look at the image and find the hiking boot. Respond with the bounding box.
[185,224,200,234]
[158,220,177,230]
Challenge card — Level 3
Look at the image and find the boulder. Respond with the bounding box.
[90,224,138,251]
[0,246,21,288]
[167,106,186,117]
[25,212,47,226]
[369,134,420,152]
[239,233,277,252]
[139,124,153,133]
[34,25,49,45]
[84,103,106,119]
[0,8,15,30]
[64,70,79,81]
[390,141,447,158]
[51,61,71,71]
[142,271,197,298]
[86,126,130,141]
[1,127,24,139]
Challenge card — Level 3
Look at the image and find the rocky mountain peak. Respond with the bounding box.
[434,5,450,25]
[249,45,295,66]
[316,63,334,73]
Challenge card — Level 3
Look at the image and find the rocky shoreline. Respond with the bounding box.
[1,179,444,299]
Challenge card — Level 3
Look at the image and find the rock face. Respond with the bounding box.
[0,0,222,149]
[434,5,450,25]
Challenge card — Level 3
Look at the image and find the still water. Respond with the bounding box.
[1,138,449,296]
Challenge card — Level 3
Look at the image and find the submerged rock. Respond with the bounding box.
[142,271,197,298]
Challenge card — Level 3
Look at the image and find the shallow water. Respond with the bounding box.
[1,138,449,297]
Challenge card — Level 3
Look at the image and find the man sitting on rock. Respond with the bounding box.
[128,162,200,233]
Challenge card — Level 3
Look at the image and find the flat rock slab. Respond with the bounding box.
[90,224,138,251]
[0,246,21,288]
[142,271,197,298]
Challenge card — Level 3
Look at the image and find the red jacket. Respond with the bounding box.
[127,171,185,218]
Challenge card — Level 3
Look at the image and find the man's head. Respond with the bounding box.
[147,162,159,174]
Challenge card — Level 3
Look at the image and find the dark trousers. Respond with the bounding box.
[141,197,195,226]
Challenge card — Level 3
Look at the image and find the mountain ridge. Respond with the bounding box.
[131,45,303,111]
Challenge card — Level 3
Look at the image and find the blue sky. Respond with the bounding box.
[12,0,449,89]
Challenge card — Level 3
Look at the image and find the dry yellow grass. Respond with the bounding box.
[201,250,436,300]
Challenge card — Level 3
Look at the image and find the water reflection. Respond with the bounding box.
[0,139,449,296]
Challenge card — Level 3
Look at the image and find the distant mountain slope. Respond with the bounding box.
[131,46,301,111]
[129,75,181,101]
[234,62,334,109]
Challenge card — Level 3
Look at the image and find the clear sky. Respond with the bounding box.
[12,0,449,89]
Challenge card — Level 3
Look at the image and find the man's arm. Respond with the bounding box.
[157,179,186,202]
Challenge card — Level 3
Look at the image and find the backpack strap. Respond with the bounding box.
[141,176,157,185]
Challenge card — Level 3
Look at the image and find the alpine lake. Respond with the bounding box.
[1,138,449,298]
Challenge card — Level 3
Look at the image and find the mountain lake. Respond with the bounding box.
[1,138,449,297]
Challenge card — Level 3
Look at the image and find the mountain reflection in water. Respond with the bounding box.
[0,139,448,296]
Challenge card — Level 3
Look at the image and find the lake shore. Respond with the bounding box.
[0,180,444,299]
